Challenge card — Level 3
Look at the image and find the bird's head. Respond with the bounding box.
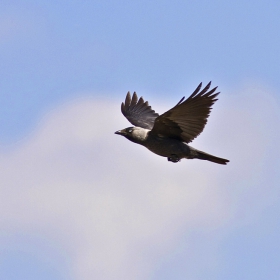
[115,126,149,144]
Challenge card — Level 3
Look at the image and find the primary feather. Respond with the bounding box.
[121,91,159,130]
[151,82,219,143]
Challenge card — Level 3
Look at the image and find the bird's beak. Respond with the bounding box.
[115,130,124,135]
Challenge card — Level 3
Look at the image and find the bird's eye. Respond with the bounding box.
[128,129,133,133]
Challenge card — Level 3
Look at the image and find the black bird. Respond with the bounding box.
[115,82,229,165]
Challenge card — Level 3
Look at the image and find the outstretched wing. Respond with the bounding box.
[150,82,219,143]
[121,91,159,129]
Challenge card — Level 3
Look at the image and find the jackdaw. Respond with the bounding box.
[115,82,229,165]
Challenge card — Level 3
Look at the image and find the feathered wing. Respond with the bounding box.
[121,91,159,129]
[150,82,219,143]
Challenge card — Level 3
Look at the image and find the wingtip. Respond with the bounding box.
[126,91,131,98]
[124,91,132,107]
[205,81,212,88]
[131,92,138,106]
[175,96,185,106]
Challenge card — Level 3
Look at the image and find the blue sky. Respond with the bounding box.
[1,0,280,143]
[0,1,280,280]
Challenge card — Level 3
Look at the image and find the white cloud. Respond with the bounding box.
[0,85,279,279]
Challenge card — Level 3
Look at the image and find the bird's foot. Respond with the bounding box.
[168,154,181,163]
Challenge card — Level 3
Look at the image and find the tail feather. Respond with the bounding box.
[196,150,229,165]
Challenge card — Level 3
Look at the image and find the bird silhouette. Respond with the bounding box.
[115,82,229,165]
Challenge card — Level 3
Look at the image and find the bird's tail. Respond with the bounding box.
[195,150,229,165]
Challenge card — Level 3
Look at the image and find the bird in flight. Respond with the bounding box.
[115,82,229,165]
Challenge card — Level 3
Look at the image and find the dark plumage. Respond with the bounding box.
[115,82,229,165]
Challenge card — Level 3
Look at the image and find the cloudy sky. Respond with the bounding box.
[1,1,280,279]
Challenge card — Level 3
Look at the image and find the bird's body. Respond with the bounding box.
[115,82,229,165]
[145,132,192,159]
[117,126,191,158]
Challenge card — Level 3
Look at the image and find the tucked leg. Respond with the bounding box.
[167,154,181,163]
